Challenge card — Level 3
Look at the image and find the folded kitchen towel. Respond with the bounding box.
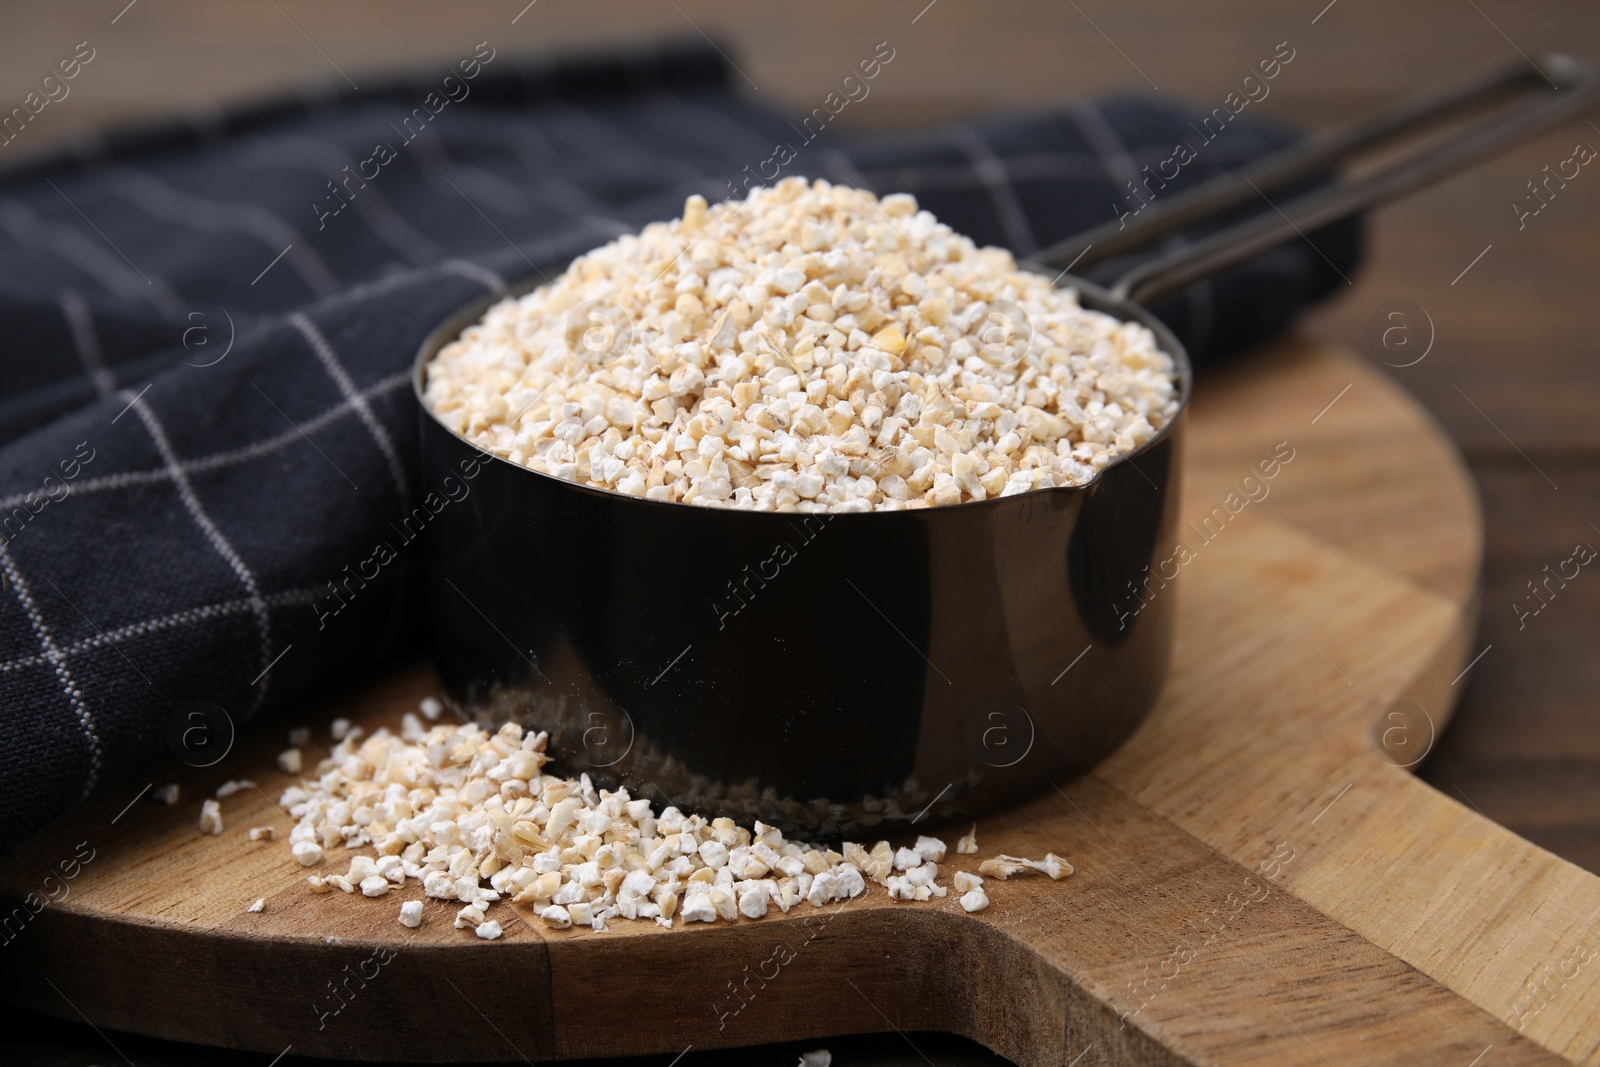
[0,41,1360,855]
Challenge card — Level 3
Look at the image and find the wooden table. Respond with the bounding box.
[3,2,1598,1062]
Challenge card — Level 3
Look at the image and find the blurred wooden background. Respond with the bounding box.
[3,0,1597,879]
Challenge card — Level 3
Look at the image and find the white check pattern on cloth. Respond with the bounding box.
[0,42,1357,855]
[232,135,443,264]
[0,195,186,315]
[108,166,342,298]
[0,587,319,678]
[59,288,116,397]
[125,391,278,709]
[289,312,412,508]
[1068,98,1216,354]
[0,537,102,798]
[0,373,412,513]
[948,124,1040,257]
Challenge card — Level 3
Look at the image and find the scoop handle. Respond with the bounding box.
[1029,53,1600,307]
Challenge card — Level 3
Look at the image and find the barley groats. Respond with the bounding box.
[278,714,1073,934]
[424,178,1177,512]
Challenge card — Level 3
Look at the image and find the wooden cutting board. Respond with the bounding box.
[4,339,1596,1067]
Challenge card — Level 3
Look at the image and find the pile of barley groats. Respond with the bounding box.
[247,705,1071,938]
[423,177,1178,512]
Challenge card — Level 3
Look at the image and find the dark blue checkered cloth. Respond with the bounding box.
[0,42,1360,855]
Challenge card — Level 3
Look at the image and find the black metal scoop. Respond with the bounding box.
[413,54,1597,837]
